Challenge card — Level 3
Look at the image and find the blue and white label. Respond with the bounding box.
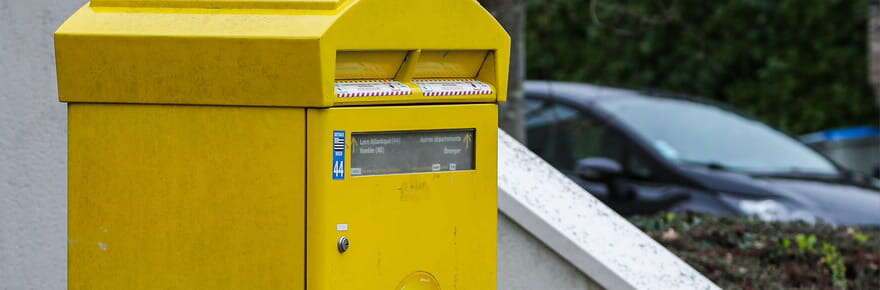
[332,131,346,180]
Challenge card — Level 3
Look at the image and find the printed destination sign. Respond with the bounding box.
[351,129,475,176]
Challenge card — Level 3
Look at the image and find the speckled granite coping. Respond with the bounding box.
[498,129,719,290]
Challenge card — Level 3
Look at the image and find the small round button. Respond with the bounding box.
[337,236,350,253]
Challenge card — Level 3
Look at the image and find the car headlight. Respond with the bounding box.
[721,195,817,223]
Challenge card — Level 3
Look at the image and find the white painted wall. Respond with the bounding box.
[1,1,85,289]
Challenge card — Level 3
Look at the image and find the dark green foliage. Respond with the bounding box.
[527,0,879,134]
[630,213,880,289]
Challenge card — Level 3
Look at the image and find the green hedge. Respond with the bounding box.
[631,213,880,289]
[527,0,879,134]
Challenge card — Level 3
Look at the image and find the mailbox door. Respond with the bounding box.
[307,104,498,290]
[68,104,306,289]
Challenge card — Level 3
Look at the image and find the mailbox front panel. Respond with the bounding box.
[68,104,306,289]
[307,104,498,290]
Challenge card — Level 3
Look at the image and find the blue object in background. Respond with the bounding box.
[801,126,880,144]
[801,126,879,177]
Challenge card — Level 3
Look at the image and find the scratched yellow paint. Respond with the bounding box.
[68,104,306,289]
[307,104,498,289]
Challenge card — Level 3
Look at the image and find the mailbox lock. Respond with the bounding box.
[337,236,350,253]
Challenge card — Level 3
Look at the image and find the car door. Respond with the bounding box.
[525,98,689,215]
[526,99,624,198]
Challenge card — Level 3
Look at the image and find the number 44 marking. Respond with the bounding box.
[333,160,344,177]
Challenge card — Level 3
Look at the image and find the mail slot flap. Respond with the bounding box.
[412,50,488,79]
[336,51,408,80]
[335,50,490,81]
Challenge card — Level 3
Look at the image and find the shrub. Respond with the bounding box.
[630,213,880,289]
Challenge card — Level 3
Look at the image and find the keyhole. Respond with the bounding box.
[338,236,350,253]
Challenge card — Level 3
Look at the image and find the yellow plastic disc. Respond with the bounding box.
[397,272,441,290]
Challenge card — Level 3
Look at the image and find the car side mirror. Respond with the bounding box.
[575,157,623,181]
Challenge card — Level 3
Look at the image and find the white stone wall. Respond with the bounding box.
[498,130,718,290]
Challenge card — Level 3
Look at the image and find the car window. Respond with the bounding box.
[597,97,839,175]
[526,101,663,180]
[559,109,625,171]
[525,98,545,114]
[525,101,564,167]
[526,102,623,171]
[526,100,578,128]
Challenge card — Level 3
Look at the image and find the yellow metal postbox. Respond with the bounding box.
[55,0,509,289]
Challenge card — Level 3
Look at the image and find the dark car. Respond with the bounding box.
[524,81,880,226]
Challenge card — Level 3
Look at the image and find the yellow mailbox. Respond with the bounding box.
[55,0,509,289]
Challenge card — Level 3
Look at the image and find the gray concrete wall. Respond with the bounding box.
[1,1,85,289]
